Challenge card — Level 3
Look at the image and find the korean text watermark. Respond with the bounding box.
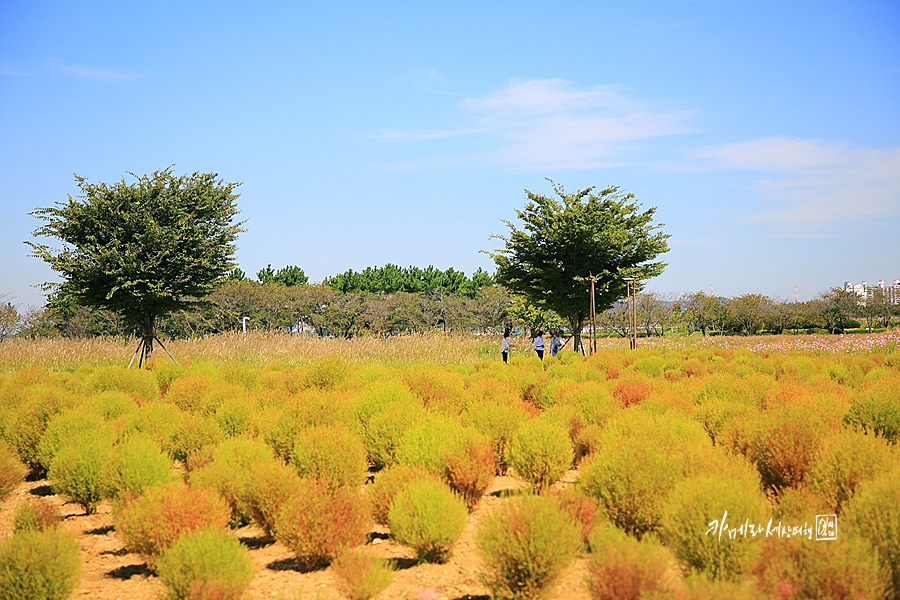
[706,511,837,541]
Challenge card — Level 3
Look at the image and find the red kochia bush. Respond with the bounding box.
[612,381,651,408]
[273,478,370,571]
[116,481,230,569]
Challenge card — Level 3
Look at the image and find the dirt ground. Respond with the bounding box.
[0,470,594,600]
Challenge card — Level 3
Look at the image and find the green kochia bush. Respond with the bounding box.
[274,478,370,570]
[477,494,581,600]
[359,400,426,470]
[845,467,900,598]
[660,467,769,580]
[369,464,436,526]
[191,437,282,527]
[577,410,711,538]
[461,395,529,476]
[156,527,253,600]
[106,433,175,498]
[0,529,81,600]
[843,380,900,444]
[0,440,27,502]
[292,422,368,491]
[49,428,116,514]
[809,430,896,515]
[507,417,573,490]
[387,478,468,563]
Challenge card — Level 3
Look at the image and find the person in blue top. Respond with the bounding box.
[533,330,545,360]
[550,331,563,357]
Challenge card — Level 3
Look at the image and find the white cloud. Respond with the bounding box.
[698,137,900,234]
[381,78,695,170]
[464,79,695,169]
[48,61,137,81]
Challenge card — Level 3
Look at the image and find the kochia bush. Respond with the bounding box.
[291,422,368,491]
[273,478,370,570]
[369,464,435,526]
[0,440,27,502]
[13,497,61,533]
[507,417,573,490]
[660,469,769,581]
[116,481,231,568]
[0,529,81,600]
[477,494,581,600]
[156,527,253,600]
[48,428,116,514]
[809,430,896,515]
[387,478,468,563]
[585,527,673,600]
[331,551,395,600]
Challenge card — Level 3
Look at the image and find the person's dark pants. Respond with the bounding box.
[502,351,508,363]
[536,349,544,360]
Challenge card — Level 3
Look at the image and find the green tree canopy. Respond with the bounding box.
[256,264,309,287]
[27,168,245,363]
[490,181,669,349]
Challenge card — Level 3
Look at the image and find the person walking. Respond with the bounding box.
[533,330,545,360]
[501,327,515,363]
[550,331,563,357]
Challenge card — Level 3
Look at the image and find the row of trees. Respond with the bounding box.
[601,288,899,338]
[15,168,896,351]
[5,282,897,342]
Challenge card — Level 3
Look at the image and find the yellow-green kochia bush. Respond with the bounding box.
[156,527,253,600]
[477,494,581,600]
[845,466,900,599]
[190,437,282,526]
[577,410,711,538]
[0,528,81,600]
[387,479,467,563]
[0,440,27,502]
[291,422,368,491]
[507,417,573,490]
[809,430,896,515]
[660,466,769,581]
[368,464,436,526]
[49,428,117,514]
[105,433,175,498]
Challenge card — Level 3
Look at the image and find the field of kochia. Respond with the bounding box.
[1,331,899,600]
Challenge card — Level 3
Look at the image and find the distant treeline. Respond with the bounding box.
[227,263,494,298]
[3,266,898,341]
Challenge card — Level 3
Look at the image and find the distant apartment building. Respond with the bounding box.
[843,279,900,305]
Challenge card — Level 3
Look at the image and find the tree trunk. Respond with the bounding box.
[141,314,155,364]
[568,316,584,354]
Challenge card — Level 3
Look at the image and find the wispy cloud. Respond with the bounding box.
[382,78,696,170]
[697,137,900,234]
[47,61,138,81]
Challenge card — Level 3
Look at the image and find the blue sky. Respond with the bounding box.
[2,1,898,308]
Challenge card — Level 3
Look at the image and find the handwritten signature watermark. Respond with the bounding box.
[706,511,837,541]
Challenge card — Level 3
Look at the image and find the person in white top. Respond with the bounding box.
[501,327,515,363]
[533,330,545,360]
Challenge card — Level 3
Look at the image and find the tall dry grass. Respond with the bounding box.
[0,331,497,373]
